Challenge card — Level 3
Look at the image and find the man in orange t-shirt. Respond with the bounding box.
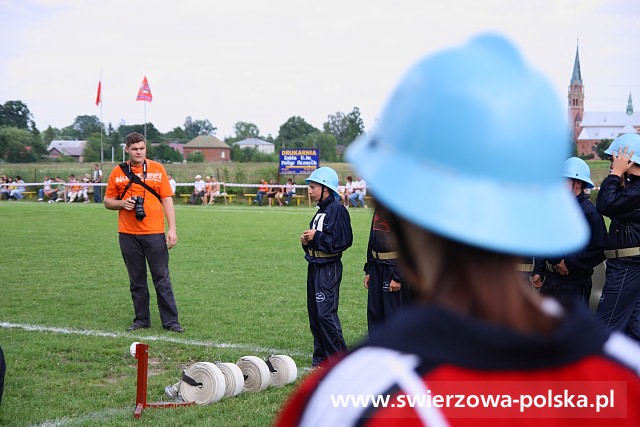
[104,132,183,333]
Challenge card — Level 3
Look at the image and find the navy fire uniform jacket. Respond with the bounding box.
[275,301,640,426]
[364,209,411,331]
[597,174,640,259]
[302,195,353,367]
[302,195,353,264]
[533,192,607,303]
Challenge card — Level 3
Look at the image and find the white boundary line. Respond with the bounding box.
[30,408,130,427]
[0,321,312,357]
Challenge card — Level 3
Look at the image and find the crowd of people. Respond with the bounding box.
[0,175,26,200]
[1,164,105,203]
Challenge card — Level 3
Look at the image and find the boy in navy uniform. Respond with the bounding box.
[364,207,411,332]
[300,167,353,367]
[596,133,640,340]
[531,157,607,306]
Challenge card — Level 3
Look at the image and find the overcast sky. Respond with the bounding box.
[1,0,639,139]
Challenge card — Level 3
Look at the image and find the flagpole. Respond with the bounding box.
[144,102,147,141]
[100,96,104,163]
[96,76,104,163]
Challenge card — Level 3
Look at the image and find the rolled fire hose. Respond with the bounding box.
[236,356,270,392]
[267,355,298,387]
[175,362,226,405]
[216,362,244,397]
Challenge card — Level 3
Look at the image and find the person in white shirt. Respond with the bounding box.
[189,175,206,205]
[348,176,367,208]
[92,163,103,203]
[38,176,52,202]
[168,174,177,196]
[343,176,354,207]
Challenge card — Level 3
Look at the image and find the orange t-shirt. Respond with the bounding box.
[105,159,173,235]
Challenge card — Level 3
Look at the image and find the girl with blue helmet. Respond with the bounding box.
[596,132,640,340]
[301,166,353,367]
[531,157,607,306]
[276,35,640,426]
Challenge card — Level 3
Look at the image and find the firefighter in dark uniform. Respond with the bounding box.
[531,157,607,306]
[596,132,640,341]
[364,207,411,332]
[301,167,353,367]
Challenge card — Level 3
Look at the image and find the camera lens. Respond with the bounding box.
[134,196,146,221]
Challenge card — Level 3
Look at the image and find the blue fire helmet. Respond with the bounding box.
[346,34,588,256]
[305,167,340,198]
[604,133,640,164]
[563,157,594,188]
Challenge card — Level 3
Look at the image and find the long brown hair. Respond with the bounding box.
[379,204,558,333]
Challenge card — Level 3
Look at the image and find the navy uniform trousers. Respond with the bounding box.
[307,260,347,367]
[119,233,180,329]
[596,257,640,341]
[367,261,411,332]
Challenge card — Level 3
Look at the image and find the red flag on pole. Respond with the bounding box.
[95,81,102,106]
[136,76,153,102]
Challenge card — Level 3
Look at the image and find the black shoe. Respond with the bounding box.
[165,324,184,333]
[127,324,149,332]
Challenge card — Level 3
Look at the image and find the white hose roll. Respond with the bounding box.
[178,362,226,405]
[236,356,270,392]
[217,362,244,397]
[268,355,298,386]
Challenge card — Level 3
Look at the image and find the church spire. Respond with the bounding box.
[570,41,582,85]
[627,93,634,116]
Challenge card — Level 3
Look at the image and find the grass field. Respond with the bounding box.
[0,201,373,426]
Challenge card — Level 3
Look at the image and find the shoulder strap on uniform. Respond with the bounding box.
[118,162,163,203]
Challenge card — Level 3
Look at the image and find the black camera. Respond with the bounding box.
[133,196,146,221]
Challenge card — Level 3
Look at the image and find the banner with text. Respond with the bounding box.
[279,148,319,175]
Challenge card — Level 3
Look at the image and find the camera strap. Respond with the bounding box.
[118,162,163,203]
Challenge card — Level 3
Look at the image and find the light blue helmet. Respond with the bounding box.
[563,157,594,188]
[346,33,588,256]
[305,167,340,198]
[604,133,640,164]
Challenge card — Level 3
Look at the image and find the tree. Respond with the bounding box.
[0,127,45,162]
[42,126,60,146]
[68,115,101,139]
[187,150,205,162]
[183,116,217,139]
[344,107,365,145]
[117,123,161,143]
[323,107,364,147]
[148,142,183,163]
[276,116,319,150]
[596,139,613,160]
[0,100,38,133]
[306,131,337,162]
[233,121,261,140]
[163,126,187,143]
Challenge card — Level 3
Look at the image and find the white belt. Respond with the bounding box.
[604,247,640,259]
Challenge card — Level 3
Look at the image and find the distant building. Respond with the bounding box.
[233,138,275,154]
[568,44,640,158]
[183,135,230,162]
[47,140,87,162]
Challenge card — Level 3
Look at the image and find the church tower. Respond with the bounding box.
[568,42,584,142]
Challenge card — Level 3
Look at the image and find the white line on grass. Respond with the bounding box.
[0,321,312,357]
[30,408,130,427]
